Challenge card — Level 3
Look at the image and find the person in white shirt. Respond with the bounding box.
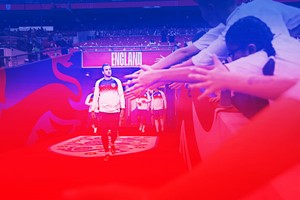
[91,64,125,161]
[136,91,151,133]
[191,0,300,66]
[85,87,99,134]
[187,16,300,112]
[150,88,167,133]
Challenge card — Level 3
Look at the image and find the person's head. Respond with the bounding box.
[225,16,276,61]
[194,0,236,27]
[101,63,112,79]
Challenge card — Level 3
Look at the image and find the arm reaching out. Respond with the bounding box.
[151,45,200,70]
[124,64,213,99]
[188,55,298,100]
[123,45,199,98]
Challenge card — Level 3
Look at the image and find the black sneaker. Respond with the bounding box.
[110,145,116,155]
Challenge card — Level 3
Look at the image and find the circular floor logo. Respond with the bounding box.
[49,135,158,157]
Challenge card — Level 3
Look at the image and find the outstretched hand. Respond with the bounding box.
[188,55,230,99]
[124,65,159,99]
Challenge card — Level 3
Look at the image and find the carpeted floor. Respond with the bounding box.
[0,126,187,200]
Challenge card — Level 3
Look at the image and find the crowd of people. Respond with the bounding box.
[0,25,206,68]
[75,0,300,199]
[135,87,167,134]
[124,0,300,118]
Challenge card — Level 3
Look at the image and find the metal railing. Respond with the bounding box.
[0,44,174,68]
[0,47,65,68]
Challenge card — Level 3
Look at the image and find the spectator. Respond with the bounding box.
[124,0,300,99]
